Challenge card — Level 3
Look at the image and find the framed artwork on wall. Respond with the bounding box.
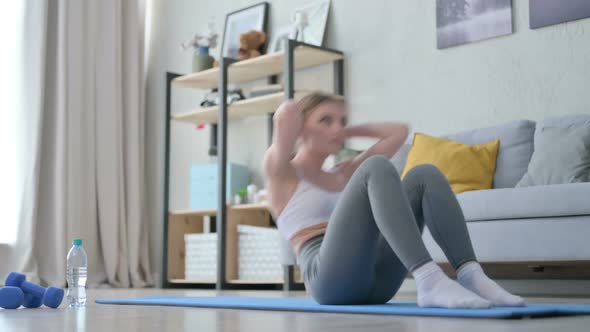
[221,2,269,59]
[530,0,590,29]
[268,25,297,54]
[293,0,331,47]
[436,0,513,49]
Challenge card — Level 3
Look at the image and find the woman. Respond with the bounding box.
[262,92,525,308]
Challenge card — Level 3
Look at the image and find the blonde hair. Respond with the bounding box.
[297,92,344,119]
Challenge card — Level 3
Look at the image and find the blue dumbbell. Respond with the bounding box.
[0,286,24,309]
[5,272,64,309]
[23,293,43,308]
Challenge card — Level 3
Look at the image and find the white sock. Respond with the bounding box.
[412,261,492,309]
[456,261,525,307]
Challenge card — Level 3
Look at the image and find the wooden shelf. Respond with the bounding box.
[168,208,217,217]
[169,278,215,284]
[172,92,287,125]
[171,91,343,125]
[172,45,343,90]
[229,202,270,211]
[168,203,271,218]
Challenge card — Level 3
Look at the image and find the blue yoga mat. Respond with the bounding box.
[95,296,590,318]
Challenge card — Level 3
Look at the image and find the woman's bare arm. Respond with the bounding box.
[339,122,410,171]
[262,100,304,179]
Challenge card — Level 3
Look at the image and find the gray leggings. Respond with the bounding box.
[297,155,477,305]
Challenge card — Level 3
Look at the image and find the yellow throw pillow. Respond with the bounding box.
[401,133,500,193]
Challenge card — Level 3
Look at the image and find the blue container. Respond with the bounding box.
[190,162,250,210]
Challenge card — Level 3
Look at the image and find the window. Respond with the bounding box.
[0,2,25,244]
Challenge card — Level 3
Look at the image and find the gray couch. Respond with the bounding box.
[279,113,590,283]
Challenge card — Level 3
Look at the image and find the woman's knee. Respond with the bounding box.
[404,163,446,181]
[359,155,399,176]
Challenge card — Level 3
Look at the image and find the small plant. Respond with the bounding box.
[237,188,247,198]
[181,20,218,51]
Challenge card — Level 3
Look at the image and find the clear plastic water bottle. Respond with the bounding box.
[66,238,87,308]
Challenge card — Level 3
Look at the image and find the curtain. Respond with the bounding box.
[0,1,45,284]
[3,0,152,288]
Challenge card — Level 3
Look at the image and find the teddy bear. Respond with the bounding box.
[238,30,267,60]
[213,30,267,67]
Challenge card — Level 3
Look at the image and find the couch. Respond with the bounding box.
[279,113,590,287]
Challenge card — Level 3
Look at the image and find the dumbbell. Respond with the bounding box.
[0,286,24,309]
[5,272,64,308]
[23,293,43,308]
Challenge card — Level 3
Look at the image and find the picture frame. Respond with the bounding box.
[530,0,590,29]
[221,2,269,60]
[268,25,298,54]
[293,0,331,46]
[436,0,513,49]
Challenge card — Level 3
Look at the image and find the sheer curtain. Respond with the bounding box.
[0,1,25,245]
[1,0,152,288]
[0,1,45,282]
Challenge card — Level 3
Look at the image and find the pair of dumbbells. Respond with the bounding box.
[0,272,64,309]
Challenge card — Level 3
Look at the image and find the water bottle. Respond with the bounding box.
[66,239,87,308]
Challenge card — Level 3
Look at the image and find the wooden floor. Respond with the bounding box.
[1,289,590,332]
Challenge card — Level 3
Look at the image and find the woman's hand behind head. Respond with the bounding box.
[274,100,303,127]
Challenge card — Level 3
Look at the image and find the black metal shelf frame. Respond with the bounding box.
[162,39,344,290]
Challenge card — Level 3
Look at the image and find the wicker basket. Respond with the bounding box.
[237,225,282,281]
[184,233,217,281]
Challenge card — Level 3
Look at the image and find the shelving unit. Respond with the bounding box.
[162,39,344,290]
[166,203,303,286]
[172,44,342,89]
[172,90,343,126]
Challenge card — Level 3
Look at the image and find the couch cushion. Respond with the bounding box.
[457,182,590,221]
[535,113,590,143]
[517,122,590,187]
[422,216,590,262]
[402,133,499,193]
[445,120,536,189]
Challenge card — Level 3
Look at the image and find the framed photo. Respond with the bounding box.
[294,0,331,46]
[436,0,513,49]
[268,25,297,53]
[221,2,269,59]
[530,0,590,29]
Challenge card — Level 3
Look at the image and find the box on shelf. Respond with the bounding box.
[190,162,249,210]
[237,224,282,281]
[184,233,217,281]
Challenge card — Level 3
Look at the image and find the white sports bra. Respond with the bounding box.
[275,168,341,241]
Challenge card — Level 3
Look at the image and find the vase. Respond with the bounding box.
[192,47,214,73]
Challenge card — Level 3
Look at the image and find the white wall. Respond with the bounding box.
[145,0,590,282]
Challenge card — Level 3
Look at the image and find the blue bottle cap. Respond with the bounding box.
[73,239,83,246]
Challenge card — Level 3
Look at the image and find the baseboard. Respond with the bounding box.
[399,261,590,297]
[399,278,590,297]
[440,260,590,279]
